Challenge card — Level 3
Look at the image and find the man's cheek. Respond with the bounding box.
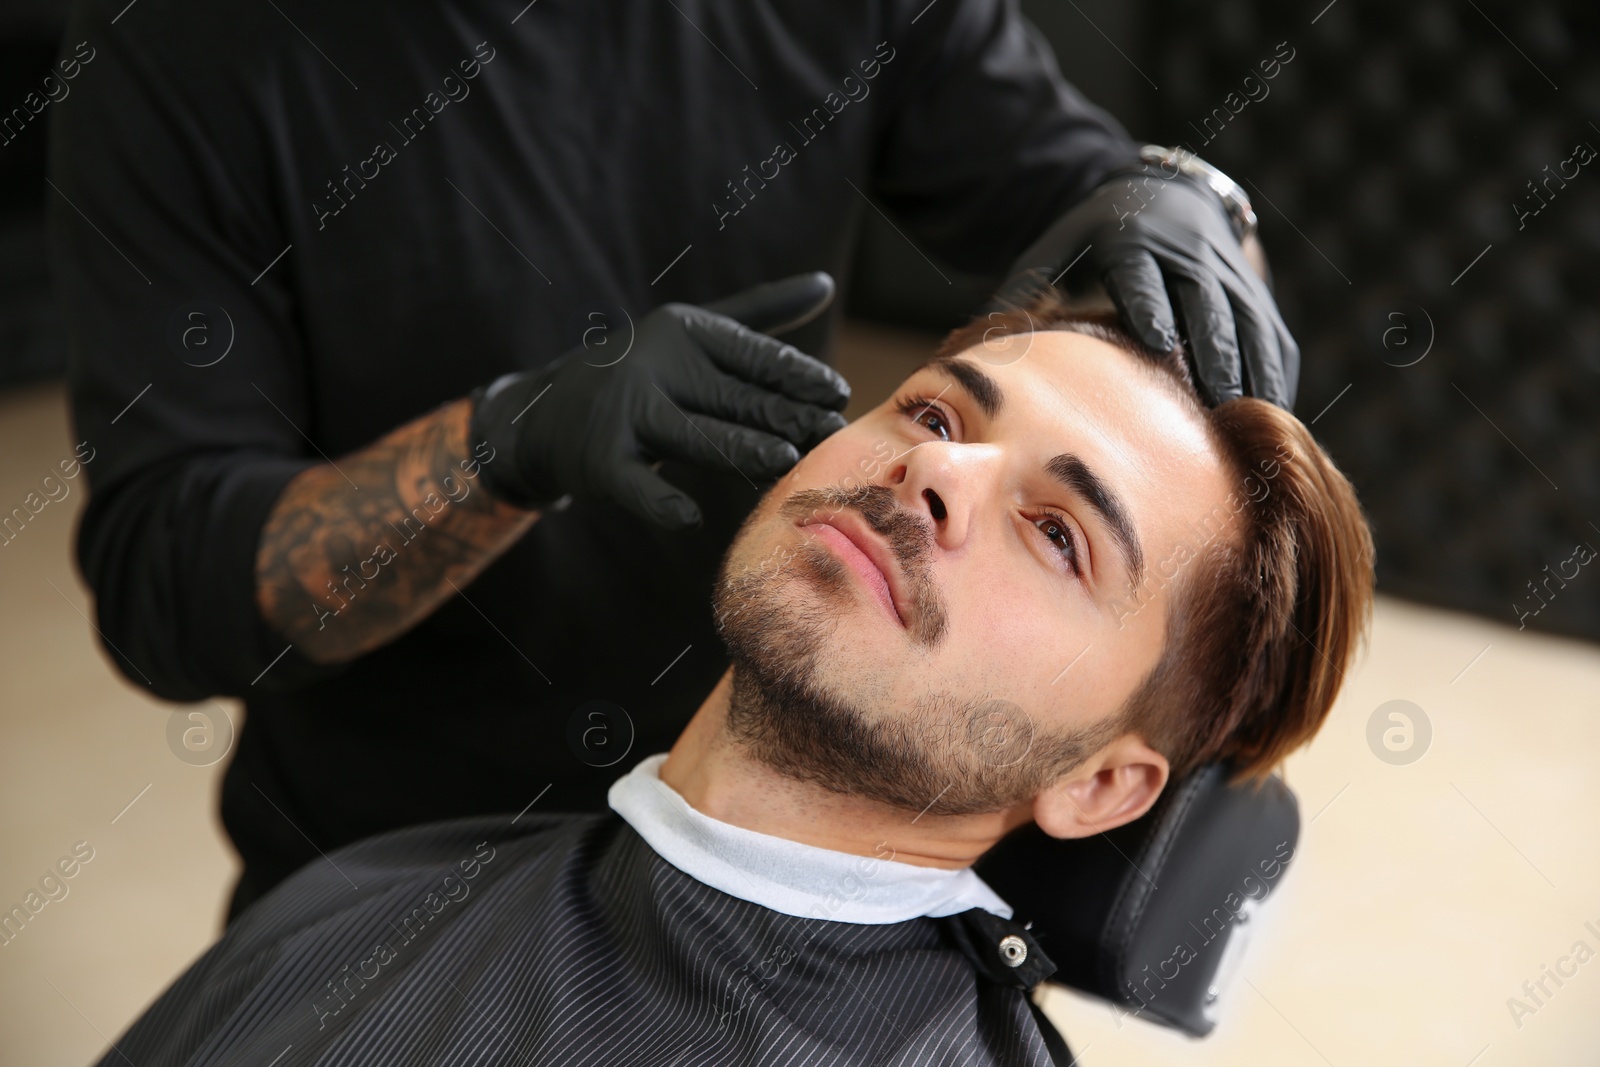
[774,448,824,495]
[958,576,1040,661]
[793,426,871,484]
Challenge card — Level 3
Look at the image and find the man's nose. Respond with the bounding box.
[882,441,999,550]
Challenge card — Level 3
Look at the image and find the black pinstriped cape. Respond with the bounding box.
[95,814,1073,1066]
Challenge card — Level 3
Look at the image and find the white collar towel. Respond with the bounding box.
[609,753,1013,925]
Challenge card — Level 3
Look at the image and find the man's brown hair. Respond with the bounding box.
[933,290,1375,782]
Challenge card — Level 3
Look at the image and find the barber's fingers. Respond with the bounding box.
[1170,266,1243,405]
[682,311,851,410]
[1102,249,1180,355]
[1229,285,1288,408]
[1277,324,1302,410]
[700,272,836,335]
[638,400,800,484]
[681,368,847,448]
[608,462,704,530]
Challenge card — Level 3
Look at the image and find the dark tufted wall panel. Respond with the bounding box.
[850,0,1600,643]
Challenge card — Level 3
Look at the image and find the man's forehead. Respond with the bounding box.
[925,332,1217,465]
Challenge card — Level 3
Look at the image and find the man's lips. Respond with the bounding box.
[798,512,909,628]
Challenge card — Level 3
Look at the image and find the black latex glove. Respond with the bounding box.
[994,168,1300,409]
[469,272,850,529]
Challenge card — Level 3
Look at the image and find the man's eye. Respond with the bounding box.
[895,396,951,440]
[1034,511,1082,578]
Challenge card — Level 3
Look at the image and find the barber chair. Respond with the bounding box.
[975,763,1300,1038]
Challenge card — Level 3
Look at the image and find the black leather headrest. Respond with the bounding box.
[975,763,1300,1036]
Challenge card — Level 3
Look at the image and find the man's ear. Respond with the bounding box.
[1032,734,1169,840]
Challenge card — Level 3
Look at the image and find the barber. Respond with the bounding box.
[51,0,1294,922]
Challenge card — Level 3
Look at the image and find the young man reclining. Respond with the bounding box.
[95,292,1373,1067]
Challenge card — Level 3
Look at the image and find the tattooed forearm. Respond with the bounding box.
[255,397,539,664]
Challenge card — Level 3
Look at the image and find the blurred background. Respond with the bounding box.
[3,0,1598,1064]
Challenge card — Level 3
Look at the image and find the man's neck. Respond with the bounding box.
[658,670,1034,870]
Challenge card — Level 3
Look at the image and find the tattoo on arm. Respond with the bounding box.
[255,397,538,664]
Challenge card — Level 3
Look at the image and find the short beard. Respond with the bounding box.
[712,483,1128,817]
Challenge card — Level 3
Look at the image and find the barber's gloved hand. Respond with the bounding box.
[996,166,1299,409]
[469,272,850,529]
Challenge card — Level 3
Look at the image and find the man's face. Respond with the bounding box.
[712,329,1236,817]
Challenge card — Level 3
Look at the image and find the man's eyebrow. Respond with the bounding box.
[1045,453,1145,592]
[920,354,1003,419]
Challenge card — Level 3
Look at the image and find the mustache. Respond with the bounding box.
[778,483,949,646]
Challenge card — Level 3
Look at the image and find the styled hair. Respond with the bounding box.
[932,290,1375,782]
